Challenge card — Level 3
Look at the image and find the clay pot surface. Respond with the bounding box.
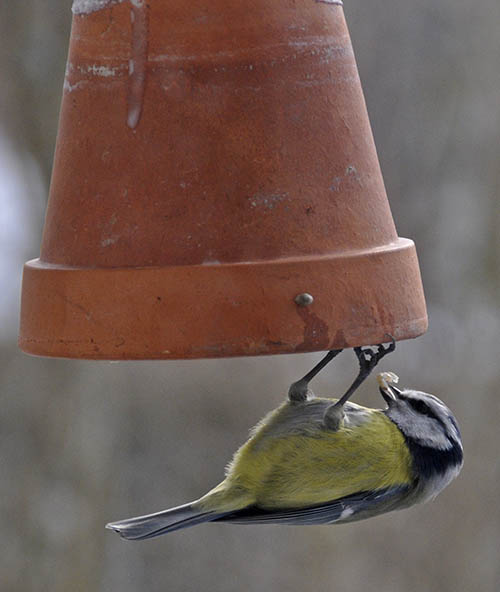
[19,0,427,359]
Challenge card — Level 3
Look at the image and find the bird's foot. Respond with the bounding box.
[354,335,396,376]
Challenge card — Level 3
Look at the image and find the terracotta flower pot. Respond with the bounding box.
[19,0,427,359]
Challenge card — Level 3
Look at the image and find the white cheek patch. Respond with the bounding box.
[420,463,463,502]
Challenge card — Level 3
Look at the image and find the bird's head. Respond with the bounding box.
[377,372,462,455]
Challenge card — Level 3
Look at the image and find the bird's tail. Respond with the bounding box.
[106,502,224,540]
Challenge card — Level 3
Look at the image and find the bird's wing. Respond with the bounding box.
[213,485,410,525]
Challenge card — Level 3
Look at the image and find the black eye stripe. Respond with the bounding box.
[408,398,434,417]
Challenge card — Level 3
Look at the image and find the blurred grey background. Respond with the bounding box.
[1,1,499,591]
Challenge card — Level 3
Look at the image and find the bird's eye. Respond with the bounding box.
[409,399,431,416]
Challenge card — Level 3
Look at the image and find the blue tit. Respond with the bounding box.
[107,342,463,540]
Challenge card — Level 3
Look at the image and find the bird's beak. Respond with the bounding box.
[379,385,400,404]
[377,372,401,405]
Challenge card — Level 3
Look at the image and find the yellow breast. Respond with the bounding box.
[208,399,414,511]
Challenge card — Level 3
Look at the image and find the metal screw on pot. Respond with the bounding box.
[294,293,314,307]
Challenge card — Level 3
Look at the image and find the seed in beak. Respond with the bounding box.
[377,371,400,403]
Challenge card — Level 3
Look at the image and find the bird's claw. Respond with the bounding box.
[354,335,395,372]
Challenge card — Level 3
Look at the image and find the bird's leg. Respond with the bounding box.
[335,336,396,408]
[288,349,344,403]
[323,336,396,429]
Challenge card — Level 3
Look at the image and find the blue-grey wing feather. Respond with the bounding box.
[214,485,411,525]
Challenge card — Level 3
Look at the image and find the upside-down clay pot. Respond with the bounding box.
[19,0,427,360]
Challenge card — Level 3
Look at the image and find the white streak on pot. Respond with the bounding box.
[127,0,149,129]
[72,0,125,15]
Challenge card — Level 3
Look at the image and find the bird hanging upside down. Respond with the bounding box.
[106,339,463,540]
